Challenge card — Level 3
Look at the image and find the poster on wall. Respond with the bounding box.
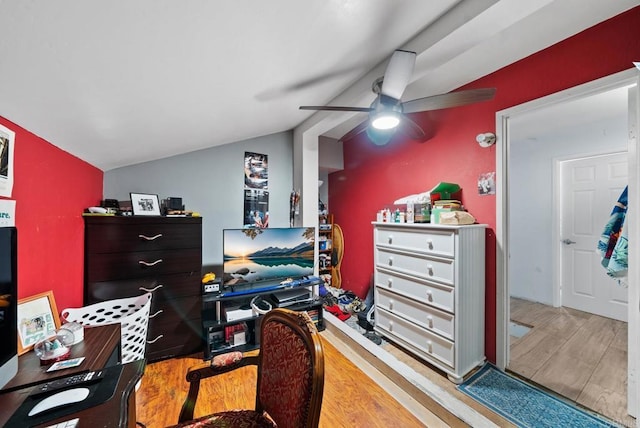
[0,124,15,198]
[478,172,496,195]
[244,189,269,229]
[244,152,268,189]
[0,199,16,227]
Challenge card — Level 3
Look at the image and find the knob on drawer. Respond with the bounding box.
[426,340,433,353]
[388,299,394,310]
[388,320,394,331]
[388,235,393,244]
[426,238,433,249]
[388,256,393,266]
[387,278,393,288]
[427,315,433,328]
[427,264,433,275]
[426,290,433,301]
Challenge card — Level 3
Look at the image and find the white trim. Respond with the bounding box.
[495,68,639,390]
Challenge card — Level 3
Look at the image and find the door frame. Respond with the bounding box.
[495,68,639,416]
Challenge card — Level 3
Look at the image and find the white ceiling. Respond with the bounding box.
[0,0,638,171]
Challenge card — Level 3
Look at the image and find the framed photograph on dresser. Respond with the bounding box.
[130,193,161,216]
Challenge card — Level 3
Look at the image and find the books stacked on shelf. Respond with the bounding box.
[224,323,248,347]
[304,307,321,327]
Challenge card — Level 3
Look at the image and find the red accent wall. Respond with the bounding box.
[329,6,640,363]
[0,117,103,312]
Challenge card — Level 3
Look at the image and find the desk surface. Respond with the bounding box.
[2,324,121,392]
[0,324,144,428]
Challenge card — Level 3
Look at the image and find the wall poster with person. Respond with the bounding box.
[243,152,269,228]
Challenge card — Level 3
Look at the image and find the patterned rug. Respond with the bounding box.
[458,364,621,428]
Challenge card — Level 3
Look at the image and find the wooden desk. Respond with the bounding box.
[0,324,145,427]
[2,324,121,393]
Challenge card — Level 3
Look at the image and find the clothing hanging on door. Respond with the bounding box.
[597,186,628,284]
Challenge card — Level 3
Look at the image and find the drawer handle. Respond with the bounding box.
[388,256,393,266]
[139,233,163,241]
[427,316,433,328]
[427,264,433,275]
[387,235,393,244]
[388,299,394,310]
[139,259,163,267]
[139,284,164,293]
[426,340,433,353]
[426,239,433,249]
[388,320,393,332]
[149,310,163,319]
[147,334,163,344]
[426,290,433,301]
[387,278,393,288]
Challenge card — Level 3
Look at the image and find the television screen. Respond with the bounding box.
[223,227,315,287]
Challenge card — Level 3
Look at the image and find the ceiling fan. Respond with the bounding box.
[299,50,496,145]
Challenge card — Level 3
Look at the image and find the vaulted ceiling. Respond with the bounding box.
[0,1,637,171]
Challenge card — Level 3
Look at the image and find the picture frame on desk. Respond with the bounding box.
[17,291,61,355]
[130,192,161,216]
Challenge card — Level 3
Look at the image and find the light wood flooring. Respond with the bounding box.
[509,297,635,427]
[134,334,452,428]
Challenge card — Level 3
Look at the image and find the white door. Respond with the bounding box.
[560,152,628,321]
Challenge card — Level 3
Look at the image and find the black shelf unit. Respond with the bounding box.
[202,281,325,360]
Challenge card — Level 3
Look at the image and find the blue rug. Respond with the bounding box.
[458,364,620,428]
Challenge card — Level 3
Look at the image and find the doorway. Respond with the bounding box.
[496,68,639,421]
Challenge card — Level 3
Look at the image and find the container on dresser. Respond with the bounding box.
[372,222,486,383]
[83,216,203,362]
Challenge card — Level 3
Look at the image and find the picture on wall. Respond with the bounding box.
[0,123,15,198]
[244,189,269,229]
[478,172,496,195]
[244,152,268,189]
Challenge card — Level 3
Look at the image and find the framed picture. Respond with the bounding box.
[130,193,161,216]
[17,291,61,355]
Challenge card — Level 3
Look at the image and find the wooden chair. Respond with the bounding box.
[172,308,325,428]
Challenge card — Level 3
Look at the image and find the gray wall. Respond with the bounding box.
[103,131,294,270]
[509,116,627,304]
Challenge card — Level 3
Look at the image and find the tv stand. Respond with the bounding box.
[202,278,324,360]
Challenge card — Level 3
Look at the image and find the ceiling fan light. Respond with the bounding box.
[371,113,400,130]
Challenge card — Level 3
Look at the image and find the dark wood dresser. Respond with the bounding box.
[84,216,203,361]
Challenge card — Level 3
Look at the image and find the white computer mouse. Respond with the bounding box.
[28,387,90,417]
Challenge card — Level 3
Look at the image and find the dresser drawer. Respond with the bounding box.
[147,316,202,361]
[376,308,454,369]
[376,247,454,286]
[376,288,454,340]
[149,295,202,324]
[86,248,201,281]
[85,219,202,253]
[86,272,201,304]
[375,268,454,313]
[375,226,454,258]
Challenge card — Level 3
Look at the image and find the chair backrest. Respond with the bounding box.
[256,308,325,428]
[61,293,152,363]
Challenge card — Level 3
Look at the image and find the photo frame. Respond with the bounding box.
[17,291,61,355]
[130,192,161,216]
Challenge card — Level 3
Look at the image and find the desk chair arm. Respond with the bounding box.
[178,352,260,422]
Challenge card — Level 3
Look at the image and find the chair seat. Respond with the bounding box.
[170,410,276,428]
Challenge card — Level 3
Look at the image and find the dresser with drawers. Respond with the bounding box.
[84,216,203,362]
[372,222,486,383]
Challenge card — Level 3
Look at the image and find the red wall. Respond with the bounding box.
[0,117,103,313]
[329,7,640,363]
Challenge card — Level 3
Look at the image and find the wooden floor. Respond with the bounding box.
[509,297,635,427]
[135,334,447,428]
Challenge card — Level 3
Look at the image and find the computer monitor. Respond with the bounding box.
[0,226,18,389]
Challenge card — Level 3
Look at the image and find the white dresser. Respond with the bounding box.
[372,222,486,383]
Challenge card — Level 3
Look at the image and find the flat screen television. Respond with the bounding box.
[222,227,315,287]
[0,226,18,389]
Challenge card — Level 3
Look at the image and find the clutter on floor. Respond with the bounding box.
[319,284,365,321]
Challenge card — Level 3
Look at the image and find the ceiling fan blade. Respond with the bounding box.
[299,105,372,112]
[398,115,426,140]
[340,120,369,142]
[402,88,496,114]
[380,50,416,100]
